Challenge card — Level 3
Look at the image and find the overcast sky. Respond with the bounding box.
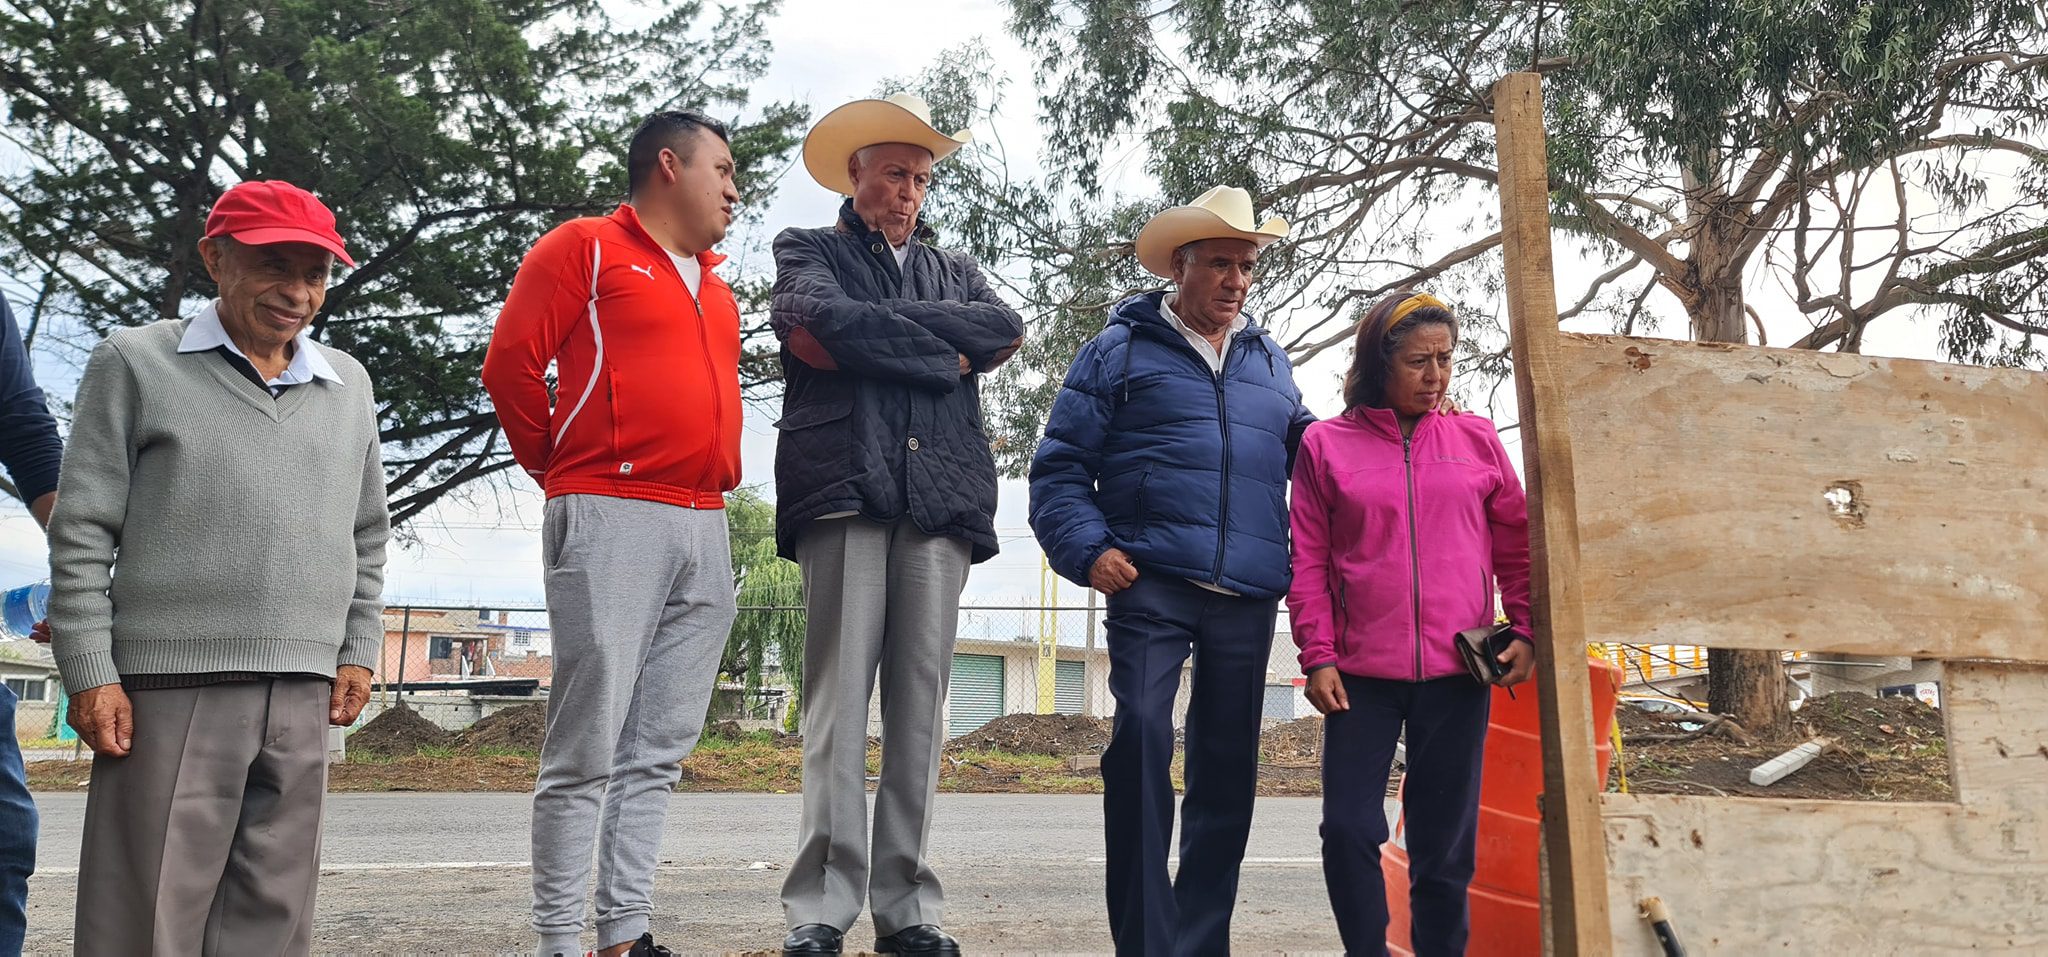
[0,0,1964,610]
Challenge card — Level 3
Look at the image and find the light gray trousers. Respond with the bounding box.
[75,677,330,957]
[780,517,972,936]
[530,495,735,956]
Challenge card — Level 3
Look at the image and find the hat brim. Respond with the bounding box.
[227,226,357,268]
[1134,208,1288,279]
[802,99,972,195]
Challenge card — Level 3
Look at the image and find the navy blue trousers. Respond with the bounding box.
[0,685,36,956]
[1100,575,1276,957]
[1322,673,1489,957]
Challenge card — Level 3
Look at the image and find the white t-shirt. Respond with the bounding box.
[667,250,703,300]
[892,242,909,269]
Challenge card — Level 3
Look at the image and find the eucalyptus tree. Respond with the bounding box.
[913,0,2048,730]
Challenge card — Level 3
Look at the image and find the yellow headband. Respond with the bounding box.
[1388,292,1449,329]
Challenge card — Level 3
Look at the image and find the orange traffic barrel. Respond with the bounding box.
[1382,656,1622,956]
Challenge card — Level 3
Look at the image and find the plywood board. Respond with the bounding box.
[1555,333,2048,660]
[1601,794,2048,955]
[1944,661,2048,803]
[1493,71,1614,955]
[1599,662,2048,954]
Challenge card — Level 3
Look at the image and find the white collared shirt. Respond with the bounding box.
[177,300,343,394]
[1161,293,1245,377]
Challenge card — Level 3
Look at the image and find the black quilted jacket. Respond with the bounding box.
[769,201,1024,564]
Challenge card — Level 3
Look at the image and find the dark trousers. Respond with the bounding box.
[0,685,35,956]
[1321,673,1491,957]
[1101,574,1276,956]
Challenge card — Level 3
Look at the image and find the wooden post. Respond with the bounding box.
[1491,71,1614,956]
[396,606,411,709]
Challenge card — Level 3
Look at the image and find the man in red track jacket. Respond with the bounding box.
[482,109,742,957]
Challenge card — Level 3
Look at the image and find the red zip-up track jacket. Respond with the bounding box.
[482,204,741,509]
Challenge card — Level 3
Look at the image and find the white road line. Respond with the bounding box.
[39,861,769,876]
[1083,856,1321,866]
[323,861,530,873]
[46,857,1324,876]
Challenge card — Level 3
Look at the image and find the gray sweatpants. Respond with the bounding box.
[530,495,736,956]
[75,677,330,957]
[780,517,971,936]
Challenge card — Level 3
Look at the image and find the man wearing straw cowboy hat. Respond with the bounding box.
[1029,187,1316,955]
[770,92,1023,957]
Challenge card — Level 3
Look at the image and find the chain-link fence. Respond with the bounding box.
[9,599,1855,753]
[373,603,1315,739]
[370,604,1854,739]
[930,604,1314,737]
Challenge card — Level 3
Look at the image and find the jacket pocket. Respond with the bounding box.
[1134,468,1152,537]
[606,366,623,465]
[1333,580,1350,657]
[542,496,578,571]
[773,401,855,491]
[1480,567,1494,629]
[772,402,853,431]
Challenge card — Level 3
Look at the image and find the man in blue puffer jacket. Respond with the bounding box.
[1029,186,1316,956]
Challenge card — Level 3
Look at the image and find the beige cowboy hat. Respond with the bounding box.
[802,93,973,196]
[1134,186,1290,279]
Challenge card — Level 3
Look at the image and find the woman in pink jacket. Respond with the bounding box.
[1287,291,1534,956]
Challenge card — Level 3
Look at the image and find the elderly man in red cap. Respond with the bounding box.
[47,179,388,956]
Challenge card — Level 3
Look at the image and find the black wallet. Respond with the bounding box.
[1455,622,1521,692]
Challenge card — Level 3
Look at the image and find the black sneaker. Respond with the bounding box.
[627,933,674,957]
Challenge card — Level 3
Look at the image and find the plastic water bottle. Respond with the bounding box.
[0,582,49,640]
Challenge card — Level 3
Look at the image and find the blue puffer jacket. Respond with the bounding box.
[1029,291,1316,600]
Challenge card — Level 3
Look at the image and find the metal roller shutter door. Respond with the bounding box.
[947,654,1005,737]
[1054,659,1086,714]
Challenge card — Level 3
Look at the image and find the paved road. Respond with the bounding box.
[28,792,1395,955]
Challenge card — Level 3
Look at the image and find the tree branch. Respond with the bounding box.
[1558,255,1644,322]
[384,423,493,494]
[1285,231,1503,363]
[379,410,500,445]
[1558,186,1691,281]
[388,456,520,528]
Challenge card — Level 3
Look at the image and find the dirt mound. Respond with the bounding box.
[1619,691,1950,801]
[946,713,1111,757]
[459,703,548,754]
[1797,691,1943,748]
[1259,716,1324,764]
[332,753,541,792]
[349,705,455,757]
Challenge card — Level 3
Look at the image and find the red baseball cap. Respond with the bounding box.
[203,180,356,267]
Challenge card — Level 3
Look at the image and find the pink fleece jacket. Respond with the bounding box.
[1287,407,1532,680]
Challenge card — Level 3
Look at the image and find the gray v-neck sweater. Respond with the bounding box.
[47,318,391,693]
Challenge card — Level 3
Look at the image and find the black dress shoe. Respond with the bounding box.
[782,923,845,955]
[875,924,961,956]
